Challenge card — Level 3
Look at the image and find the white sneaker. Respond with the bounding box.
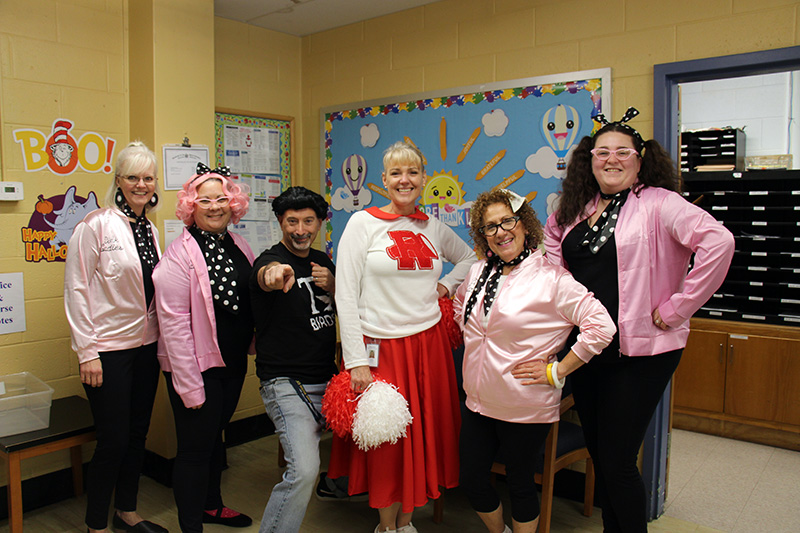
[374,526,396,533]
[397,523,418,533]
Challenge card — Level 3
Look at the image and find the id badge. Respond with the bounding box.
[365,337,381,368]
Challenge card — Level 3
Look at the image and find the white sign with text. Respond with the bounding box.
[0,273,26,334]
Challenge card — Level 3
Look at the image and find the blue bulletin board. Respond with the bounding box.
[321,68,611,260]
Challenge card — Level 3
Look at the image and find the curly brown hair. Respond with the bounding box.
[554,123,682,228]
[469,189,543,259]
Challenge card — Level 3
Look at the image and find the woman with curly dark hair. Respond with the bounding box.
[543,108,734,532]
[454,189,614,533]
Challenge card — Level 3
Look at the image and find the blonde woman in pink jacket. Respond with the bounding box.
[153,165,254,532]
[543,108,734,533]
[454,189,615,533]
[64,141,168,533]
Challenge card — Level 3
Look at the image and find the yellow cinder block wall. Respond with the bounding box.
[213,18,303,421]
[0,0,130,485]
[2,0,799,487]
[298,0,800,187]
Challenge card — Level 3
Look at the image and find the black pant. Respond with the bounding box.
[83,343,160,530]
[459,405,551,524]
[570,349,682,533]
[164,369,245,533]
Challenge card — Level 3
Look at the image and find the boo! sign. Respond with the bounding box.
[13,118,116,175]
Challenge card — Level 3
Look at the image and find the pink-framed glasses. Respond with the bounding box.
[590,148,639,161]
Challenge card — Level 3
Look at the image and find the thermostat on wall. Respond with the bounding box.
[0,182,23,201]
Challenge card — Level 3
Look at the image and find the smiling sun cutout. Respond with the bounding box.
[421,170,466,211]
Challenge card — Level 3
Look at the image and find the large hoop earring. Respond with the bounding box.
[149,192,159,207]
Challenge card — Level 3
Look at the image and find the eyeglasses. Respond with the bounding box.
[122,175,155,184]
[590,148,639,161]
[194,196,231,209]
[479,215,520,236]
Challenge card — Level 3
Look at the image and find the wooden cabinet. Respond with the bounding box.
[675,171,800,450]
[674,329,726,413]
[724,334,800,426]
[673,318,800,450]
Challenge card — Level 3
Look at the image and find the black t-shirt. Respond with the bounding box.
[249,242,337,384]
[562,219,623,363]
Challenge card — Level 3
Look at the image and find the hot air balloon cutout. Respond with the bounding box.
[342,154,368,206]
[542,104,580,170]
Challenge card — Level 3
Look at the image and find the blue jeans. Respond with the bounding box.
[259,378,326,533]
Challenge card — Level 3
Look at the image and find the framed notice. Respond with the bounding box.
[162,145,210,190]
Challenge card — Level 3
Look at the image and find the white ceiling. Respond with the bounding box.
[214,0,441,37]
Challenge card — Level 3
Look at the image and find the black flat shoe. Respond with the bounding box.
[202,507,252,528]
[112,513,169,533]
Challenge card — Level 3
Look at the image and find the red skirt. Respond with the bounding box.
[328,320,461,512]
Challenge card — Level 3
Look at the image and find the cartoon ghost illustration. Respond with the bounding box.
[542,105,580,170]
[342,154,367,206]
[43,186,99,247]
[49,120,75,167]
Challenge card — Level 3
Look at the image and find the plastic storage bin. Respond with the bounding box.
[0,372,54,438]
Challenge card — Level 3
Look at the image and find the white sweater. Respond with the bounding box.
[335,207,476,369]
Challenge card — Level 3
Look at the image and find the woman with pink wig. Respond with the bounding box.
[153,164,255,532]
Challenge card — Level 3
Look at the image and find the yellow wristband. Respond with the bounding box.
[546,363,555,387]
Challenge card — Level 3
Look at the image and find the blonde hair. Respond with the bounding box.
[382,141,425,174]
[103,141,161,212]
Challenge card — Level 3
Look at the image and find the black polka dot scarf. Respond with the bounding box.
[115,188,158,269]
[193,226,240,314]
[463,248,531,324]
[580,188,630,254]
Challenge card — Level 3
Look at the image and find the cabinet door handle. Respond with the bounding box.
[719,343,725,365]
[729,344,734,366]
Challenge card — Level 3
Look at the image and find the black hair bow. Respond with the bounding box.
[593,107,639,126]
[196,162,231,177]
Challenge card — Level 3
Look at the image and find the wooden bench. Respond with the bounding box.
[1,395,96,533]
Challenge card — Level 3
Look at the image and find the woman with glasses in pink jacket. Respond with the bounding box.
[153,164,254,532]
[65,141,168,533]
[455,189,614,533]
[543,108,734,533]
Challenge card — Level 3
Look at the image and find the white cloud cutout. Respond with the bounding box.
[525,145,576,179]
[360,123,380,148]
[546,192,561,217]
[331,186,372,213]
[482,109,509,137]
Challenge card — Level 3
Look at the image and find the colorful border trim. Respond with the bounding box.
[214,112,292,191]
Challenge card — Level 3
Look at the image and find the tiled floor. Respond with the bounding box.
[2,428,798,532]
[664,429,800,533]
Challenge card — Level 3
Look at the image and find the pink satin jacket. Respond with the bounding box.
[454,251,615,423]
[544,186,734,357]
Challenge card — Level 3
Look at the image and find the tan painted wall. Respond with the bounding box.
[212,18,304,421]
[299,0,800,187]
[0,0,129,483]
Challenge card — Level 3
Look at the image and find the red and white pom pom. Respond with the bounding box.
[352,380,413,451]
[438,296,463,350]
[321,370,357,438]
